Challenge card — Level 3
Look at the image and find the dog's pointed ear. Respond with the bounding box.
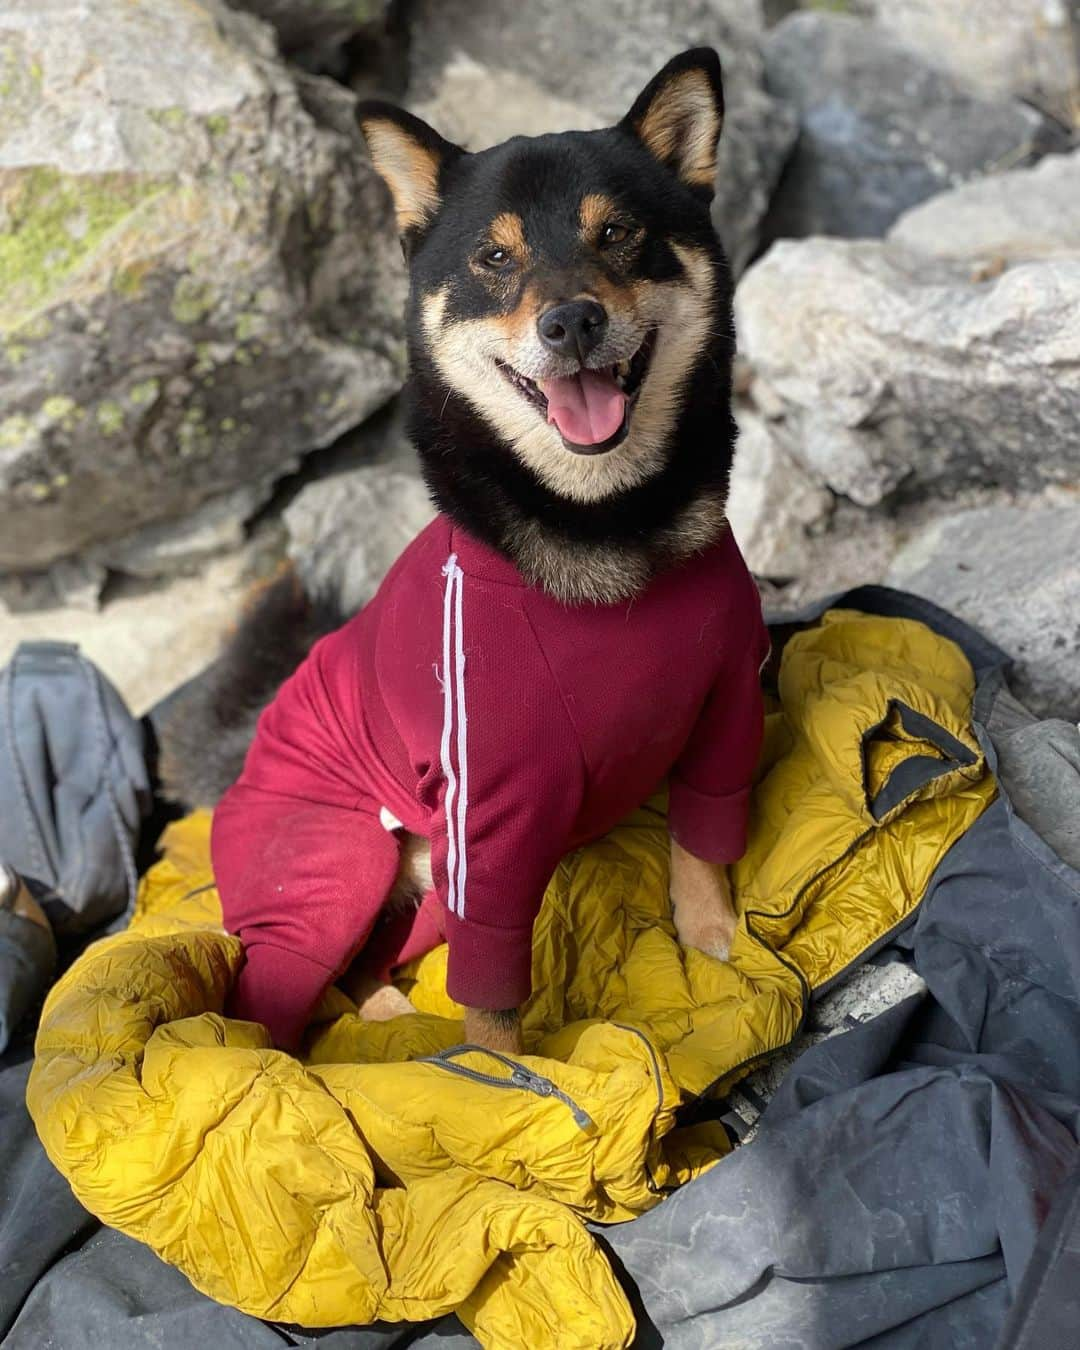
[620,48,724,201]
[356,101,464,242]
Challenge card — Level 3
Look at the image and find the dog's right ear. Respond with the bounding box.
[356,101,464,247]
[620,48,724,201]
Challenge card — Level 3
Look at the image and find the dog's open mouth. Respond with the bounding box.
[496,328,658,455]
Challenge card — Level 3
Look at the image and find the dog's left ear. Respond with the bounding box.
[620,48,724,201]
[356,100,465,244]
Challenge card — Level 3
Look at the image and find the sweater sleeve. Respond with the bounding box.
[667,589,770,865]
[428,568,586,1010]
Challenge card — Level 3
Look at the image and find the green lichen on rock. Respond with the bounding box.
[149,107,187,129]
[17,314,51,341]
[234,312,262,341]
[170,275,216,324]
[206,113,230,136]
[0,413,33,450]
[114,260,152,299]
[95,400,125,436]
[330,0,386,20]
[0,167,159,333]
[128,378,161,407]
[177,404,213,459]
[41,395,76,422]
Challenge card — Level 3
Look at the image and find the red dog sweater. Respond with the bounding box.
[211,515,767,1038]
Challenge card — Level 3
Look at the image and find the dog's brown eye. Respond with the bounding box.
[480,247,512,270]
[600,223,631,247]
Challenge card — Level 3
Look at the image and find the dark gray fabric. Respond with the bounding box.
[0,1053,95,1339]
[0,907,54,1055]
[0,642,150,936]
[995,1154,1080,1350]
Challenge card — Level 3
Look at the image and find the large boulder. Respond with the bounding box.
[868,0,1080,128]
[403,0,798,274]
[888,149,1080,261]
[0,0,405,574]
[760,12,1069,240]
[887,502,1080,720]
[735,239,1080,506]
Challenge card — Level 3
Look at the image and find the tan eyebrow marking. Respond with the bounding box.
[579,193,620,241]
[487,211,529,260]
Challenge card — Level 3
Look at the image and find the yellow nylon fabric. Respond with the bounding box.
[27,610,996,1347]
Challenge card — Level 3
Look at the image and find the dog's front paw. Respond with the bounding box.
[672,908,737,962]
[669,840,738,962]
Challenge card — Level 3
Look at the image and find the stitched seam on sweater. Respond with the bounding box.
[518,603,592,789]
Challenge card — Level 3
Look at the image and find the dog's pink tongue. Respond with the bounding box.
[539,369,626,445]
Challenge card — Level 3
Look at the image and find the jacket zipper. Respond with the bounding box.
[420,1045,597,1133]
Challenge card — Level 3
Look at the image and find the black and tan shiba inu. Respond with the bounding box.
[162,49,757,1055]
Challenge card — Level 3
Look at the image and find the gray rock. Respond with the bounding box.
[888,149,1080,261]
[868,0,1080,128]
[0,0,406,573]
[408,54,607,146]
[284,465,435,614]
[44,558,107,613]
[727,409,833,577]
[887,503,1080,720]
[735,238,1080,505]
[761,12,1069,240]
[403,0,798,274]
[225,0,390,58]
[93,482,274,581]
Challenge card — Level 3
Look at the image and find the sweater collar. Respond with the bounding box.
[445,519,529,587]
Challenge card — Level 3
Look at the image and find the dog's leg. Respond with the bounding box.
[463,1006,524,1055]
[668,835,737,961]
[348,970,417,1021]
[340,829,432,1020]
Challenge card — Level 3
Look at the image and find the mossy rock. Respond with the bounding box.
[0,0,405,572]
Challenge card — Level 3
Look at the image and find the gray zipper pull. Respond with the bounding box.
[512,1065,598,1134]
[423,1045,599,1134]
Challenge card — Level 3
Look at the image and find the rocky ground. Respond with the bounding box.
[1,0,1078,716]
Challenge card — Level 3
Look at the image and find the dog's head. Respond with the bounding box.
[358,48,732,517]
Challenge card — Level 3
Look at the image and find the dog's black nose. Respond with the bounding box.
[537,300,608,360]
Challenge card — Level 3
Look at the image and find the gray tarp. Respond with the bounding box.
[3,590,1078,1349]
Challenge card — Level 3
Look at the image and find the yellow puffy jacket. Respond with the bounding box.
[28,610,995,1348]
